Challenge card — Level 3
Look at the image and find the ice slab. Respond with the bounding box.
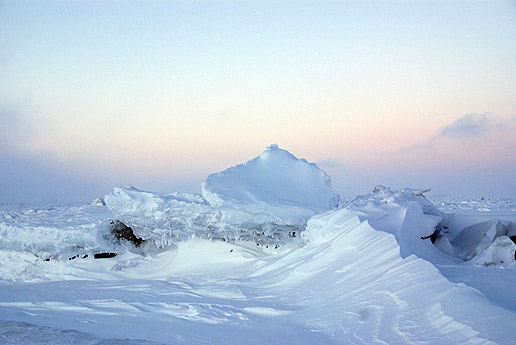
[202,144,340,225]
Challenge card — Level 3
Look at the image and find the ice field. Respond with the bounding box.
[1,145,516,344]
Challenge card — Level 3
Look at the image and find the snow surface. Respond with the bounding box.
[1,146,516,344]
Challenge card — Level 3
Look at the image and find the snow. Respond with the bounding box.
[1,146,516,344]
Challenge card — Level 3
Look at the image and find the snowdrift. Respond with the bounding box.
[1,205,516,344]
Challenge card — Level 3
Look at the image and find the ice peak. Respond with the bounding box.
[202,146,340,224]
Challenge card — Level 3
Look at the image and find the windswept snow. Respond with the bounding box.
[1,146,516,344]
[1,205,515,344]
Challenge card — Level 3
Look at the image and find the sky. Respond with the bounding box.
[1,1,515,203]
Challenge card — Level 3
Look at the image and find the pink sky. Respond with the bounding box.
[0,2,515,202]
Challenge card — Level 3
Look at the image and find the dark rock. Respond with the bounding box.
[94,253,117,259]
[109,220,145,247]
[421,228,440,244]
[68,254,88,260]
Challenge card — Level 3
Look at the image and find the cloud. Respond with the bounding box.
[0,103,113,203]
[438,113,492,139]
[393,113,514,155]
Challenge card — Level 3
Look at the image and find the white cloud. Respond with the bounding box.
[394,113,513,155]
[438,113,492,139]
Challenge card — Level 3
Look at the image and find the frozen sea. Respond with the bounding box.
[1,146,516,344]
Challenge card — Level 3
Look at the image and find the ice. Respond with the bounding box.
[450,219,508,260]
[1,146,516,344]
[105,145,340,248]
[0,204,112,277]
[472,236,516,267]
[104,186,217,248]
[104,186,303,249]
[346,185,453,264]
[202,144,340,225]
[430,195,516,217]
[89,198,106,206]
[347,185,516,267]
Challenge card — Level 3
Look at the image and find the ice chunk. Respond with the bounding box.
[105,146,339,248]
[451,219,508,260]
[90,198,106,206]
[472,236,516,267]
[346,185,456,264]
[104,186,305,248]
[434,235,455,257]
[202,144,340,225]
[104,186,217,248]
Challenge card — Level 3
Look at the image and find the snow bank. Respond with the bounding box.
[2,205,516,344]
[202,144,340,225]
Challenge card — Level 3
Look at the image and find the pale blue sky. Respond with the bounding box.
[1,1,515,203]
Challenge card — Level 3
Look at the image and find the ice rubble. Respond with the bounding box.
[472,236,516,267]
[105,145,340,248]
[1,145,513,270]
[104,145,515,267]
[347,184,516,266]
[0,204,109,265]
